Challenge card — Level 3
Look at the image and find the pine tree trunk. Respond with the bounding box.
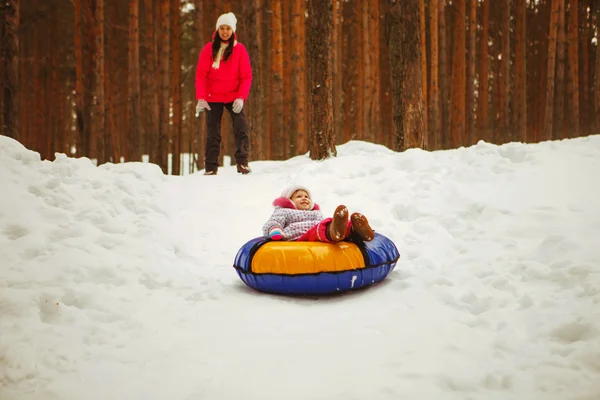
[554,0,566,139]
[292,0,307,154]
[543,0,560,141]
[244,0,264,161]
[280,1,292,158]
[466,0,476,145]
[271,0,284,159]
[429,0,441,150]
[477,0,490,142]
[128,0,142,161]
[307,0,336,159]
[419,0,428,147]
[596,31,600,133]
[438,0,450,148]
[514,0,527,142]
[158,0,170,173]
[388,1,425,151]
[143,0,159,162]
[500,0,510,141]
[342,0,359,143]
[578,3,589,136]
[331,0,342,144]
[74,0,90,156]
[380,0,393,149]
[2,0,20,140]
[93,0,107,164]
[83,0,96,158]
[566,0,580,137]
[450,0,466,147]
[171,1,182,174]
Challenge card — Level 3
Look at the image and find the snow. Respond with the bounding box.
[1,134,600,400]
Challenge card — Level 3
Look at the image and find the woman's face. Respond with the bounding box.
[291,190,311,210]
[218,25,233,41]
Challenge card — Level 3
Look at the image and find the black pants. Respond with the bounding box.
[204,102,249,172]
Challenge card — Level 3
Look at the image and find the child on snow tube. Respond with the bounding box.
[261,185,374,243]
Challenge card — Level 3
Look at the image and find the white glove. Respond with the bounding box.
[195,99,211,116]
[232,98,244,114]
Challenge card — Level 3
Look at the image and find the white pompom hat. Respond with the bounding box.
[281,185,314,210]
[215,12,237,33]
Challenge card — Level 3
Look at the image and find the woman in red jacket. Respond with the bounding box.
[195,12,253,175]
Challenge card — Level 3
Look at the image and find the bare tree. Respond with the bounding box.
[387,0,425,151]
[307,0,336,159]
[514,0,527,142]
[543,0,561,140]
[450,0,466,147]
[429,0,441,150]
[128,0,142,161]
[2,0,20,140]
[566,0,580,137]
[477,0,490,142]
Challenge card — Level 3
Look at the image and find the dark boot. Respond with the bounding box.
[351,212,374,241]
[328,205,348,242]
[237,164,251,174]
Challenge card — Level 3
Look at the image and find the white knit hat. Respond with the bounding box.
[215,12,237,33]
[281,185,314,210]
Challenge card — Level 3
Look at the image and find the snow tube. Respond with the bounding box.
[233,233,400,295]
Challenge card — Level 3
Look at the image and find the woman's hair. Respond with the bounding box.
[212,32,234,62]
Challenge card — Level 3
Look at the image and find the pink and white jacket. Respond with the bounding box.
[195,34,253,103]
[262,197,324,241]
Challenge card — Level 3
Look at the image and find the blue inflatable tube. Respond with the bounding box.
[233,233,400,295]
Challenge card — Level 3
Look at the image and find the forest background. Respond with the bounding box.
[1,0,599,175]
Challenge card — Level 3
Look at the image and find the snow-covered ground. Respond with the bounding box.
[1,134,599,400]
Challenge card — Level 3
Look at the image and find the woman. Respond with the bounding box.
[195,12,253,175]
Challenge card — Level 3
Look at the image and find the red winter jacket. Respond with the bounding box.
[195,37,253,103]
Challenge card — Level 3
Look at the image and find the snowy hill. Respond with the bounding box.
[1,135,599,400]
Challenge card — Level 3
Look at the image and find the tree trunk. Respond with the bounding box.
[307,0,336,159]
[439,0,450,148]
[500,0,510,141]
[292,0,307,154]
[554,0,566,139]
[566,0,580,137]
[171,1,182,174]
[514,0,527,142]
[450,0,466,147]
[158,0,170,173]
[429,0,441,150]
[342,0,359,143]
[331,0,343,145]
[2,0,20,140]
[93,0,107,164]
[466,0,476,145]
[543,0,560,141]
[419,0,428,147]
[73,0,87,155]
[281,1,292,158]
[596,29,600,133]
[477,0,490,142]
[244,0,263,161]
[388,1,425,151]
[271,0,284,159]
[83,0,96,158]
[128,0,142,161]
[143,0,159,162]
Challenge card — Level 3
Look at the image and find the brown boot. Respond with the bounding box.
[351,212,374,241]
[328,205,349,242]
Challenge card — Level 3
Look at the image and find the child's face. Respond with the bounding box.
[291,190,311,210]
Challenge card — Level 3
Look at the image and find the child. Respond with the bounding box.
[262,185,375,242]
